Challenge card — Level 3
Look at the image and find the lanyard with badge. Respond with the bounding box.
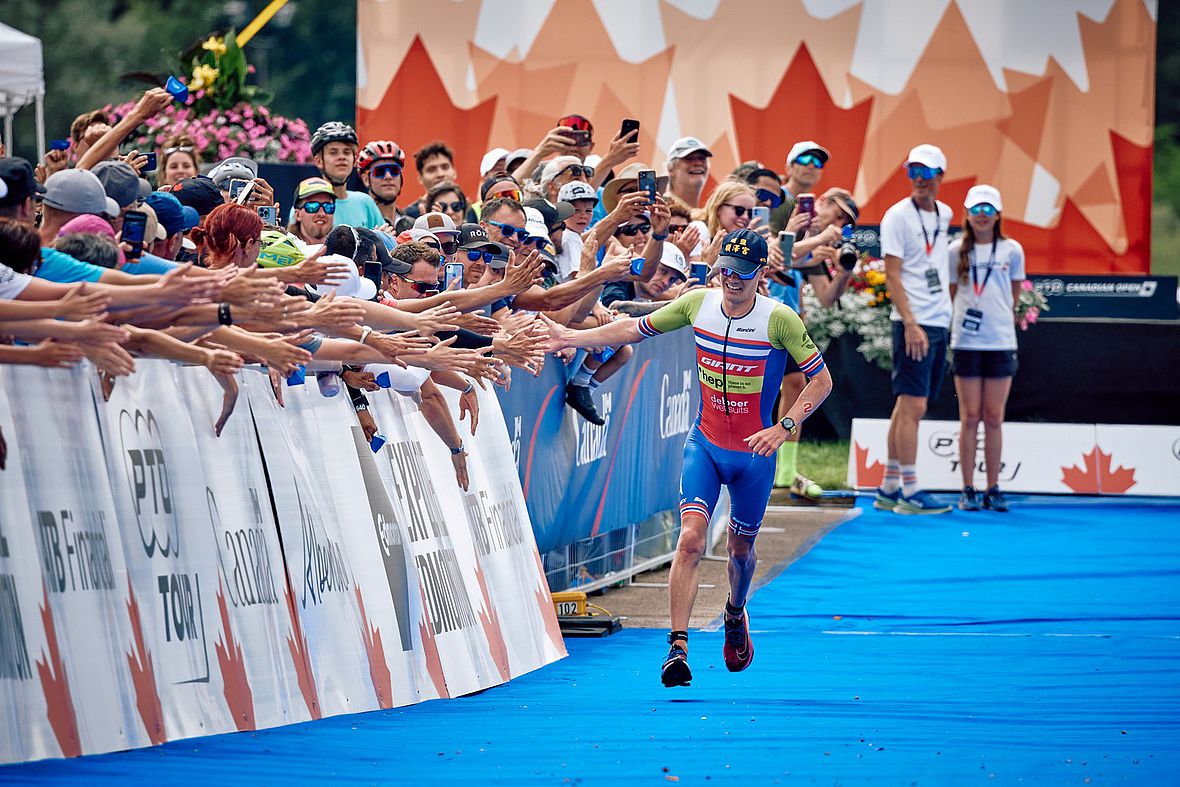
[961,238,998,334]
[911,198,942,293]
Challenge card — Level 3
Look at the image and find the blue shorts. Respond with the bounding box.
[679,428,776,538]
[891,321,948,399]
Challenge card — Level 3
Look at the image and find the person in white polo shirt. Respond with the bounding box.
[948,185,1024,513]
[875,144,954,515]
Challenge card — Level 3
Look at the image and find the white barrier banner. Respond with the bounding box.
[850,418,1180,496]
[0,363,563,764]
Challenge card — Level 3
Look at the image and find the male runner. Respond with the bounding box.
[544,229,833,687]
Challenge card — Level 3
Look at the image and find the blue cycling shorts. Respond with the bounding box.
[678,427,776,537]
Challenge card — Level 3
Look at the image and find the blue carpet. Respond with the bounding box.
[4,497,1178,785]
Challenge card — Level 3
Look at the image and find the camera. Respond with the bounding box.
[836,225,857,271]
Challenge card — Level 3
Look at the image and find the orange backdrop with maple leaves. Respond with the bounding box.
[357,0,1156,274]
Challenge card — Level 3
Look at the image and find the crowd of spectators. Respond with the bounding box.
[6,89,1014,504]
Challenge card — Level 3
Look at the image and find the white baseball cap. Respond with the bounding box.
[540,155,583,186]
[659,242,689,279]
[964,184,1002,212]
[558,181,598,204]
[480,147,510,177]
[667,136,713,161]
[523,206,549,240]
[413,211,460,236]
[786,141,831,166]
[314,253,377,300]
[907,144,947,171]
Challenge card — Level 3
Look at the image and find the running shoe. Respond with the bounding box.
[958,486,981,511]
[722,608,754,672]
[895,490,953,515]
[873,487,901,511]
[661,643,692,687]
[790,474,824,501]
[564,382,604,425]
[983,485,1010,512]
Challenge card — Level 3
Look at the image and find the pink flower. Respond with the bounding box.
[244,119,255,130]
[247,64,256,74]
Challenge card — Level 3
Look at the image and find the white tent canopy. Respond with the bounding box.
[0,22,46,159]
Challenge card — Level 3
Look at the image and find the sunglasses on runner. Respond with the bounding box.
[755,188,783,208]
[793,153,825,169]
[297,200,335,215]
[968,203,998,216]
[907,164,942,180]
[723,203,752,218]
[616,222,651,237]
[399,275,439,295]
[432,200,466,214]
[466,249,496,264]
[371,163,402,179]
[487,220,530,241]
[718,266,760,280]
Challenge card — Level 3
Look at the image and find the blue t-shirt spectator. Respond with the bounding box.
[36,247,104,283]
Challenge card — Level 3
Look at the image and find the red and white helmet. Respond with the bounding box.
[357,140,406,174]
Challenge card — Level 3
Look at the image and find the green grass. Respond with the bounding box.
[797,439,851,491]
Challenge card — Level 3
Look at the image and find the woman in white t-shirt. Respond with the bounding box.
[947,185,1025,513]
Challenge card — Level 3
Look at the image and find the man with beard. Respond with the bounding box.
[288,178,336,247]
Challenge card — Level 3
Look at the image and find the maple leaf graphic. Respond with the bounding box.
[354,586,393,709]
[853,442,884,489]
[1061,446,1136,494]
[417,585,449,699]
[357,36,496,198]
[125,578,165,745]
[730,44,872,195]
[532,550,566,656]
[36,581,81,757]
[215,579,255,731]
[474,562,510,682]
[283,582,321,720]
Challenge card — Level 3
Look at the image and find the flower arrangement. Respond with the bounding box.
[802,256,895,370]
[104,29,312,164]
[1015,279,1050,330]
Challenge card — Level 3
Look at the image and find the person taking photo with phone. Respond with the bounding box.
[875,144,954,515]
[947,185,1024,513]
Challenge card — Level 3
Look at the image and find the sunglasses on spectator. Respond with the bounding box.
[163,145,194,156]
[298,200,335,214]
[523,236,549,250]
[669,222,689,233]
[399,275,439,295]
[439,239,460,254]
[466,249,496,264]
[489,188,524,202]
[561,164,595,179]
[432,200,465,213]
[558,115,593,132]
[968,203,998,216]
[907,164,942,180]
[371,163,402,179]
[793,153,825,169]
[719,266,759,280]
[755,188,783,208]
[487,220,530,241]
[616,223,651,237]
[722,203,752,218]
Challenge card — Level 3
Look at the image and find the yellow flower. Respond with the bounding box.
[189,64,220,91]
[201,36,227,57]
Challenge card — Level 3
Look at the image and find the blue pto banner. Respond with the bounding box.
[496,332,699,554]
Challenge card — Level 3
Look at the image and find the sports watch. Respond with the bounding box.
[778,416,798,436]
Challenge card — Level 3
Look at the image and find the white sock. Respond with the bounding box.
[588,378,602,391]
[571,366,594,387]
[901,464,919,497]
[881,459,901,493]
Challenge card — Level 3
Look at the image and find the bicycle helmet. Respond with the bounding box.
[257,229,306,268]
[357,140,406,174]
[310,121,359,156]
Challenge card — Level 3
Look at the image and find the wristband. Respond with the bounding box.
[359,326,373,345]
[354,402,369,412]
[217,303,233,326]
[450,442,464,455]
[651,232,668,241]
[462,381,474,395]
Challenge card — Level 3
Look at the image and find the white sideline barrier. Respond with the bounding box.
[849,418,1180,496]
[0,363,563,763]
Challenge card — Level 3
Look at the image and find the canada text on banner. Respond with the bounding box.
[494,330,699,554]
[0,363,562,764]
[357,0,1155,274]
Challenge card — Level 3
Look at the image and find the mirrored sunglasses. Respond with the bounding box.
[968,203,997,216]
[755,188,783,208]
[298,200,335,214]
[371,163,402,179]
[794,153,825,169]
[719,266,759,280]
[616,223,651,237]
[399,276,439,295]
[907,164,942,180]
[488,220,530,241]
[466,250,496,264]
